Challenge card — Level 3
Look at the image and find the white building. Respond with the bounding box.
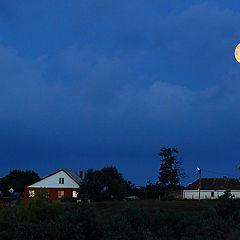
[25,169,83,200]
[183,177,240,199]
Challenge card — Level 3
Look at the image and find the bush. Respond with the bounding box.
[219,191,234,200]
[103,220,137,240]
[63,203,104,240]
[11,221,55,240]
[102,206,154,240]
[54,212,85,240]
[2,200,240,239]
[199,216,229,239]
[0,207,18,231]
[17,198,64,222]
[213,198,238,221]
[151,211,181,239]
[114,206,148,231]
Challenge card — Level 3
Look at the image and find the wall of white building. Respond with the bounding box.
[27,170,79,188]
[183,190,240,199]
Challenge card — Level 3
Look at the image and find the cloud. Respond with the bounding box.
[147,4,240,88]
[1,1,240,183]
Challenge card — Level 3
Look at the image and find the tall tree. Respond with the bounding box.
[158,147,185,191]
[81,169,104,201]
[81,166,128,201]
[0,170,40,193]
[101,166,127,200]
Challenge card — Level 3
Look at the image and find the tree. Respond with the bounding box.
[81,169,104,201]
[81,166,128,201]
[0,170,40,193]
[157,147,185,193]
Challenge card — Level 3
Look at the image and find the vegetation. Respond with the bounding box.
[81,166,130,201]
[0,170,40,193]
[0,146,186,202]
[140,147,185,200]
[1,146,239,239]
[17,198,64,222]
[80,148,186,201]
[157,147,185,189]
[0,199,240,239]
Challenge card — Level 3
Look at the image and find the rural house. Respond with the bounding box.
[183,176,240,199]
[24,169,82,200]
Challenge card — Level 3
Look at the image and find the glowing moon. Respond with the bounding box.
[235,43,240,63]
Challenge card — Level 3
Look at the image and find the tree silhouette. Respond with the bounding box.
[158,147,185,193]
[0,170,40,193]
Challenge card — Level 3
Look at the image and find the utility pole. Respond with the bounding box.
[197,168,201,200]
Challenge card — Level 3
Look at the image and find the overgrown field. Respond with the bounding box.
[93,199,207,222]
[0,199,240,240]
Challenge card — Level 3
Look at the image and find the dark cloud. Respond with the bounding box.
[0,1,240,184]
[0,0,16,22]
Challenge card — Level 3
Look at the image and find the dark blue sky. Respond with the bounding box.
[1,0,240,185]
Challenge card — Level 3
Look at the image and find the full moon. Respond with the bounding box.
[235,43,240,63]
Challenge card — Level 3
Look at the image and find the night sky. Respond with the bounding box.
[1,0,240,186]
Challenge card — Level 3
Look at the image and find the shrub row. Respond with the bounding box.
[0,199,240,240]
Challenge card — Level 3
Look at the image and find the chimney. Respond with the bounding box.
[79,171,83,179]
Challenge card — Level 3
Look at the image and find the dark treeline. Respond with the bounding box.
[1,147,240,239]
[0,197,240,239]
[0,170,40,193]
[0,147,185,201]
[76,147,185,201]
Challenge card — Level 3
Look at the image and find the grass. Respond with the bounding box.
[0,199,212,223]
[93,199,208,222]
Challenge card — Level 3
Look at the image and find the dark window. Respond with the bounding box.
[59,178,64,184]
[44,192,50,198]
[211,192,214,197]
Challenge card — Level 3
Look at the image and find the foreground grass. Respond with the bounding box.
[0,199,240,239]
[93,199,208,222]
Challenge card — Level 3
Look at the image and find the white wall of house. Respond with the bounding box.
[183,190,240,199]
[27,170,79,188]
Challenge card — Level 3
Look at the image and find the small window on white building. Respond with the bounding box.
[72,191,78,198]
[211,192,214,197]
[29,190,35,198]
[58,191,64,198]
[59,178,64,184]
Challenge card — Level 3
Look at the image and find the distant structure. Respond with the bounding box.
[24,169,83,200]
[183,176,240,199]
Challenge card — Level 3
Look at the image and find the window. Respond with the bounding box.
[29,190,35,198]
[211,191,214,197]
[58,191,64,198]
[59,178,64,184]
[44,192,51,198]
[72,191,78,198]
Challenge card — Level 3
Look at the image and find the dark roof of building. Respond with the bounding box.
[185,177,240,190]
[64,170,82,185]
